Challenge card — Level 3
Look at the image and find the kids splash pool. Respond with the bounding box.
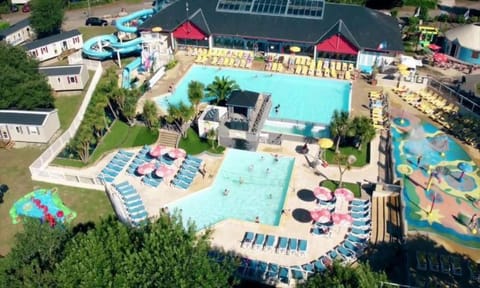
[391,114,480,249]
[155,65,351,125]
[169,149,294,230]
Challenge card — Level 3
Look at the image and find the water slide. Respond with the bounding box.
[82,9,155,60]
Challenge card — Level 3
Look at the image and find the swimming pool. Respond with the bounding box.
[155,65,351,125]
[169,149,294,230]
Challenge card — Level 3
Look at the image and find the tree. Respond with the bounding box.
[69,124,95,163]
[334,152,356,188]
[206,76,239,105]
[404,0,438,21]
[0,43,54,110]
[299,262,387,288]
[0,219,70,288]
[142,100,159,129]
[30,0,65,38]
[329,110,352,152]
[187,80,205,114]
[206,128,217,149]
[351,116,376,150]
[166,102,194,138]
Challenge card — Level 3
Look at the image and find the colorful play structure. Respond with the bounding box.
[418,25,439,48]
[82,8,161,89]
[9,188,76,226]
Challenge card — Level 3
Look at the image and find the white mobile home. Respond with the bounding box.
[23,30,83,62]
[39,65,89,91]
[0,110,60,143]
[0,18,34,46]
[12,0,30,4]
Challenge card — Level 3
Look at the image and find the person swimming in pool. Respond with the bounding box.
[223,189,229,196]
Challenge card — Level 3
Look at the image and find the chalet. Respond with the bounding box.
[23,30,83,62]
[0,110,60,143]
[0,18,34,46]
[39,65,89,92]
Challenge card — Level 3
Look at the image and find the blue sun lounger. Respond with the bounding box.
[127,205,145,214]
[246,260,258,278]
[353,219,371,228]
[277,237,288,254]
[256,261,268,280]
[185,159,201,168]
[118,188,136,197]
[119,150,134,157]
[302,263,314,276]
[337,246,356,262]
[176,174,193,184]
[179,169,196,179]
[351,198,370,206]
[351,210,370,219]
[254,234,265,249]
[314,258,327,272]
[351,226,371,235]
[172,179,189,190]
[115,181,129,188]
[130,211,148,220]
[263,235,276,251]
[125,200,143,208]
[278,266,290,284]
[186,155,202,164]
[298,239,308,256]
[351,205,370,213]
[241,232,254,248]
[344,240,364,255]
[347,234,368,244]
[266,263,279,281]
[181,164,198,174]
[122,194,141,203]
[99,175,114,183]
[291,266,304,281]
[101,168,118,177]
[288,238,298,255]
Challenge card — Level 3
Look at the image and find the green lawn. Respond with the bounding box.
[52,121,158,167]
[179,128,225,155]
[78,26,116,41]
[324,143,369,167]
[320,180,361,198]
[55,94,84,131]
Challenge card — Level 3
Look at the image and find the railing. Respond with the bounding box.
[29,63,105,190]
[428,77,480,115]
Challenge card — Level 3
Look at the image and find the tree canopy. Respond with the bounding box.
[299,262,387,288]
[0,215,237,288]
[30,0,65,38]
[0,43,54,110]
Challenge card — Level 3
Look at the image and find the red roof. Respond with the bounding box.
[316,34,358,55]
[173,22,207,40]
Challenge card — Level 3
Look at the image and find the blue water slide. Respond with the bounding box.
[82,35,143,60]
[115,9,155,34]
[122,57,142,89]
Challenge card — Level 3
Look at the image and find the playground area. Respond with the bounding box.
[390,108,480,252]
[9,188,77,226]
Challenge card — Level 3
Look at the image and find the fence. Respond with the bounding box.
[29,63,105,190]
[428,77,480,115]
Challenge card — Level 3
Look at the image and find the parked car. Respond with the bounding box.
[85,17,108,26]
[10,5,19,13]
[22,3,31,13]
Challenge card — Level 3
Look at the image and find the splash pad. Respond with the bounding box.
[9,188,76,225]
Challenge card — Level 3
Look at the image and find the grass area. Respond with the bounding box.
[55,94,84,131]
[320,180,361,198]
[178,128,225,155]
[78,26,116,41]
[476,83,480,95]
[0,147,113,255]
[52,121,158,167]
[324,143,369,167]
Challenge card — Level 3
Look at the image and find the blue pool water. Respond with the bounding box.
[155,65,351,124]
[169,149,294,230]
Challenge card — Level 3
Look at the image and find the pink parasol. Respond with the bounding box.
[428,44,441,52]
[334,188,355,202]
[310,209,331,223]
[313,186,333,201]
[433,53,448,63]
[332,213,353,225]
[155,164,176,178]
[168,148,186,159]
[149,145,166,158]
[137,162,156,175]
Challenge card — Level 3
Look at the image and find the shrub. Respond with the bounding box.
[165,59,178,70]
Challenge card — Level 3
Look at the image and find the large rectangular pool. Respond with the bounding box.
[155,65,351,125]
[169,149,294,230]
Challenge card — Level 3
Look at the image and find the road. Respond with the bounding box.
[1,1,152,30]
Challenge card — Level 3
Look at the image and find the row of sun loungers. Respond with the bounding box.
[241,232,308,256]
[369,91,390,130]
[416,251,463,276]
[113,181,148,226]
[171,155,202,190]
[237,258,294,285]
[98,150,134,183]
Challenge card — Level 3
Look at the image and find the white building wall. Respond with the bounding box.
[5,25,34,46]
[46,66,89,91]
[197,106,228,138]
[28,35,84,62]
[2,110,60,143]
